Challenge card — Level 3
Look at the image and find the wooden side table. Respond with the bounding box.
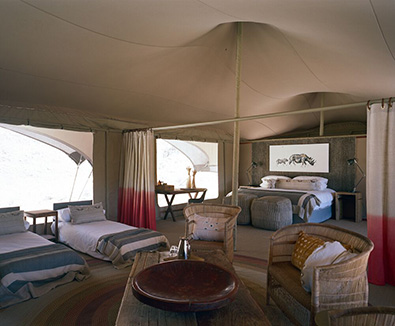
[335,192,363,223]
[25,209,58,241]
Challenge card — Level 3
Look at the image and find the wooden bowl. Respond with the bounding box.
[131,260,239,312]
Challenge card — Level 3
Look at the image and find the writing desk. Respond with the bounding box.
[156,188,207,221]
[116,250,270,326]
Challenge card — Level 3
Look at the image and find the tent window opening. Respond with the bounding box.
[0,125,93,219]
[156,139,219,207]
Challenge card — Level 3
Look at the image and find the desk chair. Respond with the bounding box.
[188,189,207,204]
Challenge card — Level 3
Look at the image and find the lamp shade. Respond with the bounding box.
[347,158,357,165]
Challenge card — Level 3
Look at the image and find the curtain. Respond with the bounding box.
[118,130,157,229]
[366,100,395,285]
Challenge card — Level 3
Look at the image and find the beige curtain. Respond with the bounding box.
[118,130,156,229]
[366,99,395,285]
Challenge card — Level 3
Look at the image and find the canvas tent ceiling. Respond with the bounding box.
[0,0,394,140]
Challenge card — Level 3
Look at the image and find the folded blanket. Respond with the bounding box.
[295,193,321,222]
[96,228,169,269]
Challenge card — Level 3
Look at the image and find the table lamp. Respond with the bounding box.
[246,161,257,186]
[347,158,365,192]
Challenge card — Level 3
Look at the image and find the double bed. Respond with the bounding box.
[0,206,90,309]
[227,175,335,224]
[237,186,334,223]
[53,201,170,269]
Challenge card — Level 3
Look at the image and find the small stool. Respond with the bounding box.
[251,196,292,230]
[223,193,258,225]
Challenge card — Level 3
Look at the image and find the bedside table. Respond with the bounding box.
[335,192,363,223]
[25,209,59,242]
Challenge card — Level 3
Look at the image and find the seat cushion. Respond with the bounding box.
[269,262,311,309]
[251,196,292,230]
[192,215,225,241]
[223,193,257,225]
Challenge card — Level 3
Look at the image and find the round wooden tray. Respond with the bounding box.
[131,260,239,312]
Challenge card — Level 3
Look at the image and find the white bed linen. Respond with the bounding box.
[240,186,335,208]
[56,220,137,260]
[0,231,53,254]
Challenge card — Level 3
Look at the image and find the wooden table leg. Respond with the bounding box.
[163,194,176,221]
[44,217,48,235]
[55,213,59,242]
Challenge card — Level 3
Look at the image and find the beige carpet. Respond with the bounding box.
[0,252,291,326]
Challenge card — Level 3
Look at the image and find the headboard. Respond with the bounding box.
[252,136,356,191]
[0,206,20,213]
[53,200,92,210]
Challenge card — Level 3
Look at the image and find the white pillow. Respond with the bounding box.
[24,219,30,230]
[301,241,351,292]
[58,206,106,223]
[192,214,225,241]
[69,203,107,224]
[57,207,71,222]
[293,176,328,184]
[261,175,291,181]
[276,179,327,191]
[0,210,26,235]
[260,179,276,189]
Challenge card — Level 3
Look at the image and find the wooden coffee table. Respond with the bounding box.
[116,250,270,326]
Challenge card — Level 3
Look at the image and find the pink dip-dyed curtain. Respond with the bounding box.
[366,99,395,285]
[118,130,156,229]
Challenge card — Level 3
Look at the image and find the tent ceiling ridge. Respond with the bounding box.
[152,98,386,132]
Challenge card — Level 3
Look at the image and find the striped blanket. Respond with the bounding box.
[96,228,169,269]
[0,244,90,308]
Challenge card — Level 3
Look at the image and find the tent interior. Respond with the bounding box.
[1,0,394,217]
[0,0,394,322]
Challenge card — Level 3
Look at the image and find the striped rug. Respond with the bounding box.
[0,254,292,326]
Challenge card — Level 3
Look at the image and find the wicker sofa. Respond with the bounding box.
[266,223,374,326]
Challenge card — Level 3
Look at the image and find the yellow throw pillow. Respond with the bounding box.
[291,231,325,270]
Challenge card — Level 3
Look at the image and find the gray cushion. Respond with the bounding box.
[0,210,26,235]
[69,202,106,224]
[251,196,292,230]
[223,193,258,225]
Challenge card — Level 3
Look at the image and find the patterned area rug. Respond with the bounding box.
[0,253,292,326]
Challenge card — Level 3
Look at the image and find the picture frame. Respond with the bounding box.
[269,143,329,173]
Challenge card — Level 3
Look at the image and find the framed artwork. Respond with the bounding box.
[269,143,329,173]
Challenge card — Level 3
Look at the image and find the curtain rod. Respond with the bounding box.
[152,98,384,131]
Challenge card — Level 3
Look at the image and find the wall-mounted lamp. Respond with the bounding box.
[347,158,366,192]
[246,161,258,186]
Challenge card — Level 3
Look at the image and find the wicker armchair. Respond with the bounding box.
[316,306,395,326]
[183,203,241,262]
[266,223,374,326]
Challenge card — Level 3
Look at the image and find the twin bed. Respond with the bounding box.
[1,201,169,309]
[0,206,89,308]
[53,200,169,269]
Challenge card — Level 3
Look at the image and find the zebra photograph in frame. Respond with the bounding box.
[269,143,329,173]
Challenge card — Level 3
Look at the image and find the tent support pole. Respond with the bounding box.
[152,99,382,132]
[232,22,243,251]
[319,93,325,136]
